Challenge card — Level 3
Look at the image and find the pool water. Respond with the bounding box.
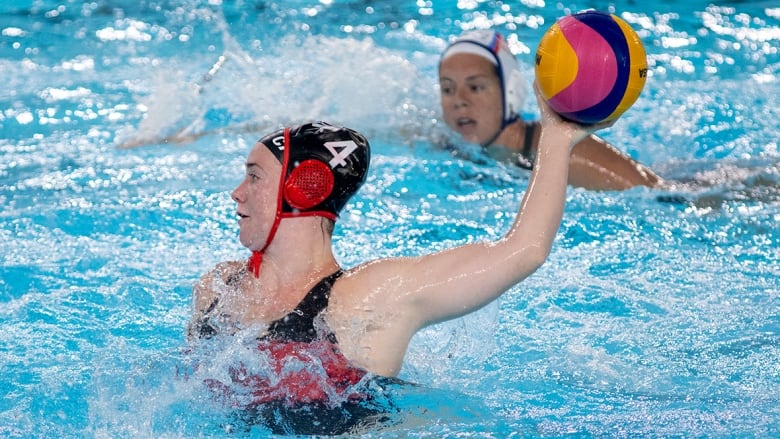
[2,0,779,437]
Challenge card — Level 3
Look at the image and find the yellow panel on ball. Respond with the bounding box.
[535,22,579,99]
[534,10,648,124]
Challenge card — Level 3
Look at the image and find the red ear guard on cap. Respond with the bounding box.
[249,122,370,278]
[283,159,335,210]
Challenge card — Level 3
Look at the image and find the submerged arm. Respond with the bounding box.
[567,134,661,190]
[185,260,245,340]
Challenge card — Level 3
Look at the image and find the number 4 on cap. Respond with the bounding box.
[324,140,358,168]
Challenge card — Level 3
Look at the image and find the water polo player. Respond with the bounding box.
[188,110,611,433]
[439,29,662,190]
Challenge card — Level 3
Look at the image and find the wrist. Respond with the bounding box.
[538,127,579,154]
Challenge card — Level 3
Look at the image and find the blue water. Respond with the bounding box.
[1,0,779,437]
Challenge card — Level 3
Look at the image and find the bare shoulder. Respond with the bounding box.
[327,257,423,375]
[330,257,416,308]
[192,260,246,311]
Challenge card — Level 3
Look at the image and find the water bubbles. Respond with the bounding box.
[2,0,779,436]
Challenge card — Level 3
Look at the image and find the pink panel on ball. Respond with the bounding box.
[547,18,618,113]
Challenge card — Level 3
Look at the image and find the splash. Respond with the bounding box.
[117,28,436,149]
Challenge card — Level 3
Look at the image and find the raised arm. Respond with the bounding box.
[351,85,613,331]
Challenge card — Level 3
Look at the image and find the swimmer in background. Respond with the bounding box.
[439,29,662,191]
[187,85,614,433]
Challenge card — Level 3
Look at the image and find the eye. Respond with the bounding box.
[244,170,261,183]
[244,165,267,183]
[439,79,455,95]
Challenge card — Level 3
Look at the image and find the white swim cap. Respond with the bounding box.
[441,30,527,129]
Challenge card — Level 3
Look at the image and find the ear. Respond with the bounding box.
[283,160,334,210]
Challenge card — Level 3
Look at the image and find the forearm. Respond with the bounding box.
[397,128,573,324]
[505,127,574,257]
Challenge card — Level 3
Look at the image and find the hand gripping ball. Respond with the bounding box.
[535,10,648,124]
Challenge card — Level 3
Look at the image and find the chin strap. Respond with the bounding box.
[480,114,518,148]
[246,209,283,278]
[248,250,263,277]
[246,128,291,278]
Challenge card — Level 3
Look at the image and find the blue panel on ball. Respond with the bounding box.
[571,11,631,123]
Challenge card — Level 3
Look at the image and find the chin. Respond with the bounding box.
[237,233,254,249]
[460,132,484,145]
[451,126,484,145]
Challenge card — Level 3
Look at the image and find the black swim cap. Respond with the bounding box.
[247,122,371,277]
[257,121,371,220]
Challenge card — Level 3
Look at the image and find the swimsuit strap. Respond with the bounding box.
[516,121,537,170]
[263,269,344,343]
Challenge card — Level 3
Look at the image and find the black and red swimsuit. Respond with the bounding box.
[194,270,395,434]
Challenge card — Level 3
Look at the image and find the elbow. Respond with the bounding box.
[500,235,554,275]
[526,244,552,273]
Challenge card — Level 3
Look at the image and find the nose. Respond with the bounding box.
[453,87,469,108]
[231,181,245,203]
